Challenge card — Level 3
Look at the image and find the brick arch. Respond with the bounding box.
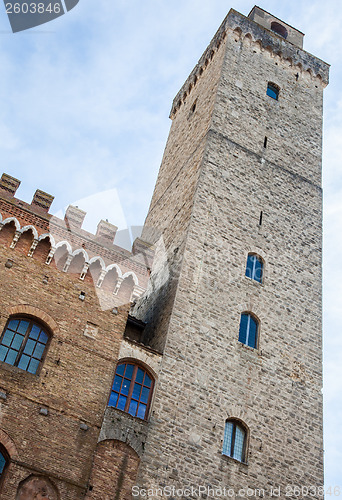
[237,303,266,327]
[6,305,58,333]
[0,429,18,460]
[98,425,145,458]
[85,259,103,285]
[68,252,85,276]
[33,236,51,262]
[224,415,250,433]
[16,474,60,500]
[117,275,135,304]
[245,245,266,262]
[15,228,34,255]
[85,440,140,500]
[117,356,158,383]
[0,220,16,246]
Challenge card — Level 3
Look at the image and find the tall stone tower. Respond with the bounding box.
[134,6,329,495]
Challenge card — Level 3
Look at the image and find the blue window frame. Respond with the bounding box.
[0,452,6,478]
[238,313,258,349]
[245,254,263,283]
[267,83,279,100]
[109,362,154,420]
[0,318,50,375]
[0,445,9,481]
[222,420,247,462]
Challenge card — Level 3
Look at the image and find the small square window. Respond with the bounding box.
[267,83,279,100]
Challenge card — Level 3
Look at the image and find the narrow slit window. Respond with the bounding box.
[259,211,263,226]
[238,313,259,349]
[267,83,279,100]
[264,137,267,148]
[222,420,247,462]
[245,254,263,283]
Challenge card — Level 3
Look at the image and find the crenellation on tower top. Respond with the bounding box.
[31,189,54,212]
[170,6,329,118]
[96,219,118,244]
[0,173,21,197]
[0,173,154,276]
[248,6,304,48]
[64,204,87,229]
[228,8,329,82]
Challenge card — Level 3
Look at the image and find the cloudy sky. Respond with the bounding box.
[0,0,340,488]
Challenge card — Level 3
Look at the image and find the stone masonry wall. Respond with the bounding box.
[134,8,326,499]
[137,31,229,353]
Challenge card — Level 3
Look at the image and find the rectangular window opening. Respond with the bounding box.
[263,136,267,148]
[267,83,279,100]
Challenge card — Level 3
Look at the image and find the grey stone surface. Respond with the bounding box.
[99,407,149,458]
[130,6,326,496]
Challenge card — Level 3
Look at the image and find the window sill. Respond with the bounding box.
[237,341,262,356]
[221,452,248,467]
[106,405,150,425]
[0,360,38,378]
[244,276,263,287]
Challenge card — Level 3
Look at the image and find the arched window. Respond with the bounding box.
[222,419,247,463]
[0,444,9,482]
[0,317,50,374]
[109,362,154,420]
[267,82,279,100]
[245,254,263,283]
[17,475,59,500]
[238,313,259,349]
[271,21,288,39]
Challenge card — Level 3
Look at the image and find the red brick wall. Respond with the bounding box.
[86,440,140,500]
[0,219,131,498]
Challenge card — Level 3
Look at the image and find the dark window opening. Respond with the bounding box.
[263,137,267,148]
[271,21,288,39]
[259,211,263,226]
[222,420,247,462]
[238,313,259,349]
[267,83,279,100]
[109,362,154,420]
[0,317,50,374]
[124,315,146,343]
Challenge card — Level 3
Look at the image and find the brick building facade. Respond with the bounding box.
[0,6,328,499]
[0,172,155,498]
